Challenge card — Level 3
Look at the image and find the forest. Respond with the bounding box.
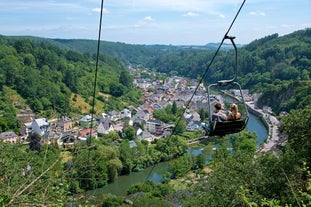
[0,28,311,206]
[0,35,142,134]
[36,28,311,114]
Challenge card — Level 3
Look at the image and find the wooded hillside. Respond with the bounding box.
[0,35,142,133]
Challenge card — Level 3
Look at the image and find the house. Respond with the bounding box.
[97,120,114,135]
[79,115,96,128]
[184,111,201,123]
[57,116,72,132]
[77,128,97,141]
[145,120,163,135]
[175,100,185,108]
[185,120,201,131]
[107,110,120,121]
[113,123,124,132]
[136,128,143,137]
[134,110,150,121]
[151,103,162,110]
[16,112,36,124]
[121,108,131,119]
[32,118,50,137]
[133,118,146,129]
[41,131,59,145]
[0,131,20,143]
[59,131,75,148]
[59,131,74,143]
[96,112,108,123]
[137,130,154,143]
[20,122,32,137]
[129,140,137,148]
[162,124,175,136]
[263,106,272,114]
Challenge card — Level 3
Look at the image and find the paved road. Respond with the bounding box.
[246,102,286,153]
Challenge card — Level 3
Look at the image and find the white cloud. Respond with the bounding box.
[105,0,238,13]
[144,16,154,21]
[249,11,266,16]
[92,7,110,13]
[183,12,199,17]
[219,14,225,19]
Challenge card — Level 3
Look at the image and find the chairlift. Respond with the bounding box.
[204,35,249,137]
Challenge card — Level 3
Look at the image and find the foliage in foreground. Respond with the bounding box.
[0,144,70,206]
[179,105,311,207]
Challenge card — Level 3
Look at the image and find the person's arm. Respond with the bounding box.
[220,113,228,121]
[227,112,233,121]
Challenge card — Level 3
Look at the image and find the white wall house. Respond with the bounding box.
[97,120,114,135]
[32,118,50,136]
[120,108,131,119]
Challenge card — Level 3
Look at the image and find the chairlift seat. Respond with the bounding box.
[207,117,248,137]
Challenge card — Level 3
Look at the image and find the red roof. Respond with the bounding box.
[79,128,96,136]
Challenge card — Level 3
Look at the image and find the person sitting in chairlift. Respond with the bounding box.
[201,101,227,131]
[227,103,241,121]
[211,102,227,122]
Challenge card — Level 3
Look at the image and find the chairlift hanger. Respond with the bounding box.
[205,35,249,137]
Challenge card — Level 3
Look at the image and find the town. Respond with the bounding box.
[0,67,264,148]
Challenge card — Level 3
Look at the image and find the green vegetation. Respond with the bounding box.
[143,29,311,113]
[124,108,311,206]
[0,35,142,133]
[0,28,311,206]
[0,131,190,206]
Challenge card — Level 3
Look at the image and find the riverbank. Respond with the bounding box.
[220,90,287,153]
[245,102,287,153]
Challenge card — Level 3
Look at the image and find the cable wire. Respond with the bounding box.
[88,0,105,147]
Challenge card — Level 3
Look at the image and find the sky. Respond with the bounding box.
[0,0,311,45]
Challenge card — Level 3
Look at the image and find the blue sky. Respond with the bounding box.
[1,0,310,45]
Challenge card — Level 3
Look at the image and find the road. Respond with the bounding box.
[246,102,287,153]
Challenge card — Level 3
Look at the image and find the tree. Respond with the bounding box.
[119,70,132,88]
[198,108,209,121]
[280,105,311,166]
[0,142,70,206]
[28,132,41,152]
[109,82,124,97]
[107,159,123,182]
[171,101,177,115]
[119,140,134,174]
[124,126,136,140]
[101,194,124,207]
[73,149,108,190]
[0,117,9,133]
[174,120,186,135]
[170,154,192,178]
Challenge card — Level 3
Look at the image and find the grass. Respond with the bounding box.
[70,93,107,114]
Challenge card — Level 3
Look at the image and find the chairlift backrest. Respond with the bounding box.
[208,117,248,137]
[212,113,227,122]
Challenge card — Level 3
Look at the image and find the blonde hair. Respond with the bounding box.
[230,103,239,119]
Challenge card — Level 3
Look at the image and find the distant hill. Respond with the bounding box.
[6,35,241,66]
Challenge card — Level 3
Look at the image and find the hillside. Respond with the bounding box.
[0,35,142,133]
[7,35,241,67]
[144,28,311,113]
[2,28,311,115]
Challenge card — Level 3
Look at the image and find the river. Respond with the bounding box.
[87,112,268,199]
